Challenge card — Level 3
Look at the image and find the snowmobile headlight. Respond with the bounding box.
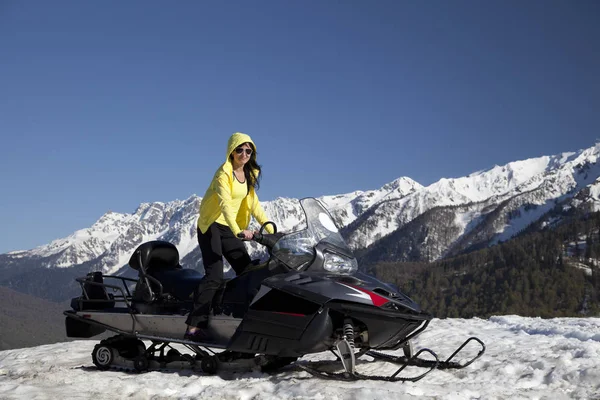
[323,252,358,274]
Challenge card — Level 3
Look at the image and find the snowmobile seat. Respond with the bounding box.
[129,240,181,272]
[148,268,203,301]
[129,240,203,301]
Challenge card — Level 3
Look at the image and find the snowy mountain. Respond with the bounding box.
[354,144,600,263]
[2,144,600,301]
[1,316,599,399]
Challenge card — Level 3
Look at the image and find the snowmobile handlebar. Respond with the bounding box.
[237,224,283,250]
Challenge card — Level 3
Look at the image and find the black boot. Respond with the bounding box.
[184,327,215,344]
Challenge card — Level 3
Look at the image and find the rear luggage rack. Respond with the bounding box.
[70,272,138,311]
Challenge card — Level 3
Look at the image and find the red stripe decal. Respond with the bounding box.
[273,311,306,317]
[348,285,389,307]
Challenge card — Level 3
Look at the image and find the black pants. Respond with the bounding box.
[185,223,251,328]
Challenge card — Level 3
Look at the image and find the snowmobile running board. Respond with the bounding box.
[297,336,486,383]
[136,334,227,349]
[64,311,227,349]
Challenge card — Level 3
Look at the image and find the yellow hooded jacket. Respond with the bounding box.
[197,133,274,236]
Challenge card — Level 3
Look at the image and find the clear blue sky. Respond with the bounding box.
[1,0,599,253]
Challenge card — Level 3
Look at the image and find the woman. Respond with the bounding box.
[185,132,274,342]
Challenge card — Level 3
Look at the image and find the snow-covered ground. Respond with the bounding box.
[1,316,599,399]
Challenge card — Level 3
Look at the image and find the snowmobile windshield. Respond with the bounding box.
[271,198,357,272]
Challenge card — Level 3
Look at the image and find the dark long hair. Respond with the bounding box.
[245,156,261,191]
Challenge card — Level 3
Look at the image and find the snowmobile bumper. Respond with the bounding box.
[65,312,107,338]
[327,301,432,350]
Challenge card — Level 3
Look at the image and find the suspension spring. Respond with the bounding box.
[343,319,355,350]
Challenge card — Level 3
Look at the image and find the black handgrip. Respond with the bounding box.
[254,232,284,249]
[237,232,260,241]
[238,232,265,241]
[237,230,282,249]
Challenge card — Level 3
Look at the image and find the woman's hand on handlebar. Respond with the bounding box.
[238,230,254,241]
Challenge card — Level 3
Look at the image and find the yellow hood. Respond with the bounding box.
[225,132,255,162]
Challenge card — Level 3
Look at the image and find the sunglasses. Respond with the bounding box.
[235,147,253,156]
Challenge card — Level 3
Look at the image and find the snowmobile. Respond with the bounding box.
[64,197,485,382]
